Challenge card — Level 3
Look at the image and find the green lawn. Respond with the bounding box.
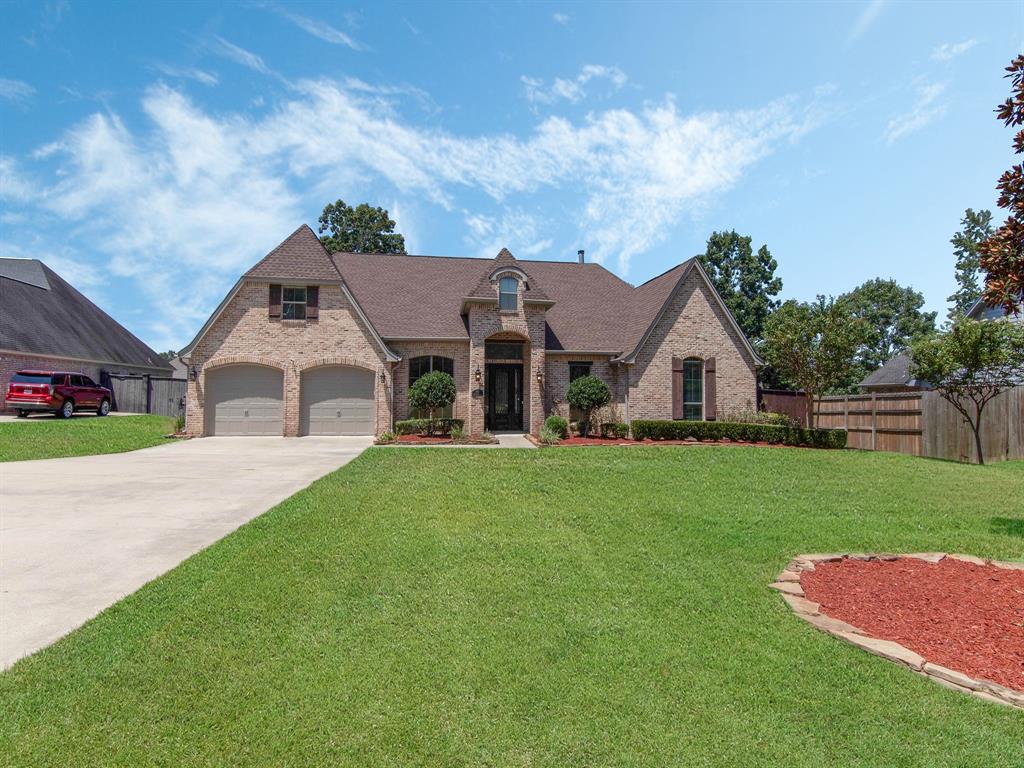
[0,414,176,461]
[2,447,1022,766]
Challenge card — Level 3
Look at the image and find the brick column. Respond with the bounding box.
[283,364,300,437]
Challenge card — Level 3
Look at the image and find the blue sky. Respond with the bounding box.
[1,1,1021,351]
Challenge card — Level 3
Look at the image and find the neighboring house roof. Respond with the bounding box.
[859,351,930,390]
[0,258,171,372]
[965,296,1024,323]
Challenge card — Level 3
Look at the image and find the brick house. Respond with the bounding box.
[1,258,171,410]
[179,225,761,437]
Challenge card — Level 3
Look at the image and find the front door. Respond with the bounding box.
[486,364,523,431]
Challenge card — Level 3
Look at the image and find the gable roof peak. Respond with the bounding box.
[244,223,340,282]
[494,247,515,262]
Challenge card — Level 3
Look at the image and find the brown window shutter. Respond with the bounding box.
[269,284,282,318]
[704,357,717,421]
[671,356,683,420]
[306,285,319,319]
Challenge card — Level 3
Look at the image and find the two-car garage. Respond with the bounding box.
[204,364,375,436]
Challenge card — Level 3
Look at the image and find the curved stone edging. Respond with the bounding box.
[772,553,1024,710]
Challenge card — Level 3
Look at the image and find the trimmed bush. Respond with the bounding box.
[544,415,569,439]
[395,418,465,436]
[630,420,846,449]
[565,376,611,437]
[600,422,630,439]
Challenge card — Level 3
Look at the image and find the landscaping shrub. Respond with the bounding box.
[377,430,396,443]
[408,371,456,432]
[395,418,465,436]
[600,422,630,439]
[630,420,846,448]
[450,424,464,441]
[538,425,562,445]
[565,376,611,437]
[544,415,569,439]
[719,407,798,427]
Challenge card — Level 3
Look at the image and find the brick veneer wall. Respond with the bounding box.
[0,352,166,412]
[466,274,547,435]
[185,281,392,436]
[628,268,757,420]
[543,354,626,425]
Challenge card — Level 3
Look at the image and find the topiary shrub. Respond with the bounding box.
[544,414,569,439]
[408,371,456,434]
[565,375,610,437]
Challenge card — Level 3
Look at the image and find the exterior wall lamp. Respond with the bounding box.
[475,367,482,384]
[535,369,543,385]
[380,369,387,383]
[189,366,198,381]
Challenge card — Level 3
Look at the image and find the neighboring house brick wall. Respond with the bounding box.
[629,269,757,421]
[389,340,471,423]
[185,281,391,436]
[0,351,165,412]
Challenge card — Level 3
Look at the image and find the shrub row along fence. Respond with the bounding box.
[630,420,847,449]
[101,373,186,419]
[813,387,1024,464]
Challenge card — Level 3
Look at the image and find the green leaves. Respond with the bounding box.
[698,230,782,342]
[946,209,994,320]
[408,371,457,417]
[318,199,407,254]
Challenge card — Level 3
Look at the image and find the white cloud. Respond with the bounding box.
[277,8,362,50]
[0,155,35,200]
[211,36,273,75]
[553,13,570,26]
[930,39,977,62]
[522,64,628,105]
[847,0,886,46]
[154,64,219,86]
[4,79,826,348]
[884,79,947,145]
[0,78,35,103]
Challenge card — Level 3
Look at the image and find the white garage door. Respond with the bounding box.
[205,365,283,436]
[300,366,375,436]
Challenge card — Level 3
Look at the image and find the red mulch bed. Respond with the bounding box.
[801,558,1024,692]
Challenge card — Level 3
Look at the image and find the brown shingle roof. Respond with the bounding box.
[465,247,552,303]
[245,224,341,281]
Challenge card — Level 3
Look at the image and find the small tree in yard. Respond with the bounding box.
[408,371,456,434]
[762,298,866,427]
[911,319,1024,465]
[565,376,610,437]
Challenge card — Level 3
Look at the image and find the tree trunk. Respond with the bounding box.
[972,401,986,465]
[806,392,815,428]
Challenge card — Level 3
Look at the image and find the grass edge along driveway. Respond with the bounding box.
[2,446,1021,767]
[0,414,175,461]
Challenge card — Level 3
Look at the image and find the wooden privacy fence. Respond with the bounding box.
[759,389,811,427]
[101,373,186,419]
[813,387,1024,464]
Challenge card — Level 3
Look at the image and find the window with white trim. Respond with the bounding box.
[683,358,703,421]
[499,276,518,311]
[282,286,307,320]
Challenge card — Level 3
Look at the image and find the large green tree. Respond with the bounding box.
[979,55,1024,315]
[911,318,1024,465]
[318,200,407,254]
[946,208,994,320]
[762,297,866,426]
[839,278,936,381]
[697,231,782,342]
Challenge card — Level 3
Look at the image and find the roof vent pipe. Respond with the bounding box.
[577,249,585,264]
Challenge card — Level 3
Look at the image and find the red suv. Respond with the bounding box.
[5,371,113,419]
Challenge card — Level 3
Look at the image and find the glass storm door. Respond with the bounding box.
[486,364,523,431]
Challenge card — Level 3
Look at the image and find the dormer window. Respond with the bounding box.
[499,276,518,311]
[282,286,307,320]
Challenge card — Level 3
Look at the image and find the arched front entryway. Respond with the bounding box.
[204,364,284,436]
[483,332,529,432]
[299,365,375,436]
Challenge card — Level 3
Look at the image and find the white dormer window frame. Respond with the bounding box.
[499,275,518,311]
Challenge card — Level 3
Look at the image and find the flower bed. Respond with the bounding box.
[376,433,497,446]
[772,553,1024,709]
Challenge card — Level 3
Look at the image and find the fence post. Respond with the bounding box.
[871,394,877,451]
[844,396,849,431]
[145,375,152,415]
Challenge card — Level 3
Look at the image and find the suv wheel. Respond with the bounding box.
[97,399,111,416]
[16,410,29,418]
[58,399,74,419]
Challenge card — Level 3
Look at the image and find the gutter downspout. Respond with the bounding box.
[624,363,631,427]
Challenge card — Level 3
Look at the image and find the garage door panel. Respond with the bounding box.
[205,365,283,436]
[301,366,374,436]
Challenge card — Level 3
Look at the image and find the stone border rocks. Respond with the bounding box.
[772,553,1024,710]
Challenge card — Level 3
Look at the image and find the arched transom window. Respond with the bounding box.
[499,276,518,311]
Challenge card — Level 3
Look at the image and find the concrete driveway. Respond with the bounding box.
[0,436,372,669]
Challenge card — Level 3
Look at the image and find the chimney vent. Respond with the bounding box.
[577,249,585,264]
